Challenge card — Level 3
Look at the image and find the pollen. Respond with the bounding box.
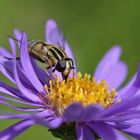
[45,72,117,115]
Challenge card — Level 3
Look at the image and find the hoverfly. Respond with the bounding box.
[5,26,75,80]
[5,35,74,80]
[27,40,75,80]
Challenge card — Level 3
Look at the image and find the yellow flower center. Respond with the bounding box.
[45,72,117,115]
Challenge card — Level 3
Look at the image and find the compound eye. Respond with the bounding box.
[56,59,66,72]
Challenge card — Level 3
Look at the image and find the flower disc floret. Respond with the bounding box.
[46,72,117,115]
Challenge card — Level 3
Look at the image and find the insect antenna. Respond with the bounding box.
[1,35,21,60]
[4,34,21,42]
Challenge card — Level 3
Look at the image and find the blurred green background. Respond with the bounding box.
[0,0,139,139]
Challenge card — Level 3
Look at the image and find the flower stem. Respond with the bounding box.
[51,123,76,140]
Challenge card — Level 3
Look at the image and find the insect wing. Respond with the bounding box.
[47,27,66,50]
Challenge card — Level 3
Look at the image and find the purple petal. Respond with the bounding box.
[113,122,140,139]
[113,112,140,122]
[0,47,12,58]
[94,46,122,79]
[104,61,127,89]
[33,110,55,118]
[117,74,136,100]
[0,56,10,63]
[97,95,140,118]
[132,63,140,87]
[117,63,140,100]
[32,110,62,129]
[63,103,103,122]
[13,29,22,47]
[0,81,25,99]
[30,58,51,85]
[0,63,15,83]
[0,100,43,112]
[0,95,43,107]
[45,19,64,47]
[10,38,41,103]
[96,64,140,118]
[88,122,128,140]
[44,117,63,129]
[82,105,103,122]
[76,124,95,140]
[20,33,44,92]
[0,60,37,90]
[98,111,140,122]
[0,114,31,120]
[63,103,84,122]
[94,46,127,89]
[0,80,38,103]
[45,19,77,74]
[0,119,34,140]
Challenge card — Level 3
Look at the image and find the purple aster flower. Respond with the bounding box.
[0,19,140,140]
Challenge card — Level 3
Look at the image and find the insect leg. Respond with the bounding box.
[61,72,68,81]
[3,56,20,60]
[52,68,55,73]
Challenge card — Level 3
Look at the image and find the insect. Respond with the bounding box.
[27,40,75,80]
[5,27,75,80]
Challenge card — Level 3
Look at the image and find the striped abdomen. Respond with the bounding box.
[47,46,66,64]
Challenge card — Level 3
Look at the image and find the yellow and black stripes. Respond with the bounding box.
[48,46,66,60]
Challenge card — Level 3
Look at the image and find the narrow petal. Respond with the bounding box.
[99,111,140,122]
[82,105,103,122]
[97,95,140,118]
[104,61,127,89]
[76,124,95,140]
[0,47,12,58]
[0,114,31,120]
[0,56,10,63]
[117,63,140,100]
[0,60,37,90]
[94,46,127,89]
[88,122,128,140]
[10,38,41,103]
[0,100,43,112]
[112,122,140,139]
[0,119,34,140]
[32,110,62,129]
[45,19,64,47]
[30,58,51,85]
[13,29,22,47]
[45,19,77,72]
[97,64,140,118]
[63,103,103,122]
[132,63,140,87]
[20,33,44,92]
[44,117,63,129]
[117,74,136,100]
[94,46,122,79]
[34,116,63,129]
[0,95,43,107]
[63,103,84,122]
[0,63,15,83]
[0,81,25,99]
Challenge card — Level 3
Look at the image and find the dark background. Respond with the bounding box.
[0,0,139,139]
